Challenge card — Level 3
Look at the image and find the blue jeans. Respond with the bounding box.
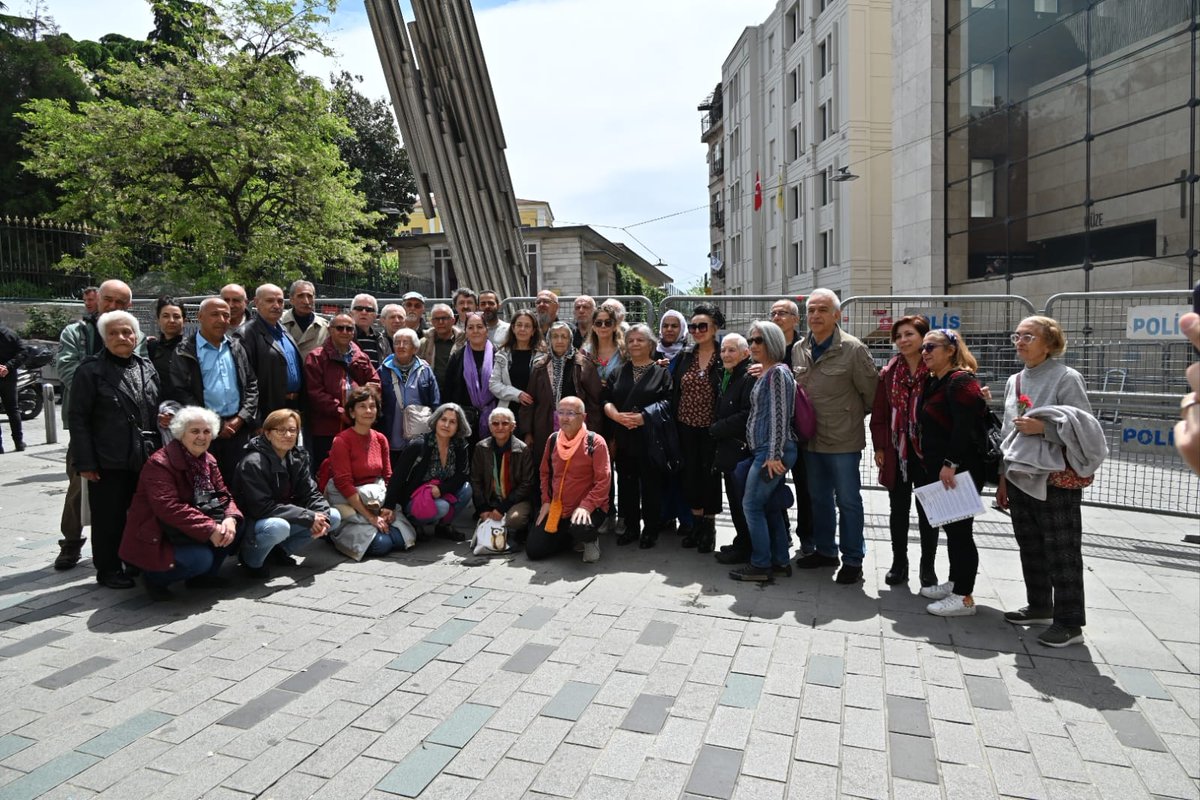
[804,451,865,566]
[366,526,410,557]
[144,541,236,587]
[743,442,798,569]
[243,508,343,568]
[406,482,474,526]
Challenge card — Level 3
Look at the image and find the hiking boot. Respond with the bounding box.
[582,540,601,563]
[835,565,863,585]
[1037,624,1084,648]
[919,581,954,600]
[54,538,86,571]
[884,558,908,586]
[1004,606,1054,625]
[695,517,716,554]
[927,594,977,616]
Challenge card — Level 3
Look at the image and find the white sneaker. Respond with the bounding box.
[582,540,601,563]
[919,581,954,600]
[927,594,977,616]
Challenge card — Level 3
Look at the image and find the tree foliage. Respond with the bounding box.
[615,263,667,310]
[18,0,381,289]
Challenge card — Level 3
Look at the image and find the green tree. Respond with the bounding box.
[18,0,378,288]
[615,263,667,311]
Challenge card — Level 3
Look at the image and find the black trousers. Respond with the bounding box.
[616,455,663,538]
[678,423,722,515]
[888,459,938,569]
[88,468,140,574]
[912,461,980,596]
[723,469,750,553]
[0,373,22,447]
[1009,482,1086,627]
[791,454,814,552]
[526,508,608,561]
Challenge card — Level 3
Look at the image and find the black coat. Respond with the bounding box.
[0,325,24,374]
[603,361,672,463]
[68,350,160,472]
[709,358,757,473]
[383,434,471,511]
[231,435,329,525]
[236,316,303,419]
[147,334,182,400]
[169,333,260,427]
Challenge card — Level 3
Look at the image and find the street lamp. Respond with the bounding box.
[830,166,858,182]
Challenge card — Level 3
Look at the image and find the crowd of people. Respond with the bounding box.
[48,276,1173,650]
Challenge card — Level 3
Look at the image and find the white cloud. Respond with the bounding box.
[46,0,777,288]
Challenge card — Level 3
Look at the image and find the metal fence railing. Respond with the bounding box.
[660,295,807,339]
[498,295,657,327]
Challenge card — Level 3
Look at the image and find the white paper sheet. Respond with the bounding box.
[913,473,985,527]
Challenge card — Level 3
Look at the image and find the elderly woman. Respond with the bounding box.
[69,309,162,589]
[304,313,380,474]
[730,321,798,583]
[603,323,673,548]
[913,329,989,617]
[870,314,936,587]
[119,406,241,599]
[710,333,757,564]
[383,403,475,540]
[521,321,602,475]
[380,328,441,461]
[443,312,497,445]
[490,309,542,438]
[470,407,538,546]
[232,408,339,577]
[998,316,1107,647]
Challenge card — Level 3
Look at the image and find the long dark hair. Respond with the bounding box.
[502,308,542,351]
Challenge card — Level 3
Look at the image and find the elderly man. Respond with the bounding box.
[54,278,144,571]
[350,293,387,368]
[221,283,252,328]
[281,279,329,359]
[170,298,260,485]
[471,407,537,547]
[534,290,560,338]
[402,291,428,334]
[791,288,879,584]
[417,303,463,390]
[572,294,596,349]
[237,284,303,421]
[380,303,406,341]
[526,395,611,563]
[82,286,98,316]
[452,287,478,327]
[478,289,509,347]
[304,313,380,472]
[767,296,815,557]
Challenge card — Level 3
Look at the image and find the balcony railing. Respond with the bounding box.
[711,208,725,229]
[710,155,724,177]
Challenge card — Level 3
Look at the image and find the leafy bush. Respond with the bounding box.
[22,305,73,340]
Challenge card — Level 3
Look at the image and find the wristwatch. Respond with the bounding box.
[942,459,959,470]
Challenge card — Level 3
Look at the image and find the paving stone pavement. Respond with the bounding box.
[0,426,1197,799]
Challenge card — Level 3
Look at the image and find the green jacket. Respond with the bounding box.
[790,326,879,454]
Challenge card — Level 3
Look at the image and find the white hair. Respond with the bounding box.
[352,293,377,311]
[168,405,220,441]
[488,406,516,425]
[431,303,453,316]
[97,310,140,339]
[808,288,841,313]
[392,328,420,346]
[722,332,749,352]
[381,303,403,319]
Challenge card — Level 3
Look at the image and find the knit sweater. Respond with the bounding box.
[746,364,796,462]
[1000,358,1090,446]
[328,427,392,500]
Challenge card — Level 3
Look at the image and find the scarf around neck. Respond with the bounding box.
[464,340,496,421]
[658,310,687,360]
[549,343,577,404]
[886,356,928,477]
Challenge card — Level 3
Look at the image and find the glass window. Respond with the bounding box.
[1008,18,1086,103]
[1091,0,1193,68]
[1018,141,1088,219]
[971,63,996,110]
[1091,32,1192,136]
[1091,108,1192,201]
[1091,185,1191,264]
[970,160,995,218]
[1016,74,1088,158]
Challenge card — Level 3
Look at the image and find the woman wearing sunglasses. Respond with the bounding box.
[913,329,988,616]
[669,303,726,553]
[584,303,626,532]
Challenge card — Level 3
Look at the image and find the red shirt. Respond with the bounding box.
[329,428,391,499]
[539,431,611,514]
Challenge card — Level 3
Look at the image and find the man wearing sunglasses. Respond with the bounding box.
[303,313,381,473]
[350,293,387,369]
[790,288,879,585]
[417,303,464,392]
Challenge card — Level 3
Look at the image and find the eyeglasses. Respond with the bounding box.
[332,324,355,332]
[687,322,710,333]
[769,309,796,317]
[557,410,581,418]
[489,420,514,426]
[352,305,375,313]
[747,336,766,345]
[431,316,453,323]
[268,428,299,436]
[919,343,944,353]
[594,318,615,328]
[1010,333,1038,344]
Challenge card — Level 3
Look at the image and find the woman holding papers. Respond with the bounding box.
[996,316,1106,648]
[914,329,989,617]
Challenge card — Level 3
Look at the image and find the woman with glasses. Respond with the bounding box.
[913,329,988,616]
[521,321,602,484]
[669,304,725,553]
[303,313,380,474]
[870,314,937,587]
[490,309,542,440]
[997,316,1105,648]
[603,323,672,548]
[383,403,475,540]
[233,408,339,577]
[443,312,497,447]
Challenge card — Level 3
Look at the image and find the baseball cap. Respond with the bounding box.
[402,291,425,303]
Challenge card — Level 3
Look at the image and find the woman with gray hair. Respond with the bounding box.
[69,310,162,589]
[119,406,242,599]
[730,320,798,582]
[382,402,475,540]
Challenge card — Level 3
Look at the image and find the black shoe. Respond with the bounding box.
[54,538,85,571]
[695,518,716,554]
[123,564,141,578]
[185,575,231,590]
[241,562,271,580]
[714,549,750,565]
[13,440,24,452]
[96,571,134,589]
[1004,606,1054,626]
[616,531,638,546]
[680,530,697,548]
[771,563,793,578]
[660,519,677,536]
[729,565,772,582]
[835,565,863,585]
[267,546,298,567]
[1037,624,1084,648]
[919,566,938,588]
[638,534,657,549]
[885,559,908,586]
[795,552,840,569]
[434,525,460,542]
[145,582,173,601]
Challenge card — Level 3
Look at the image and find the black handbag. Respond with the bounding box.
[161,488,229,545]
[979,409,1003,486]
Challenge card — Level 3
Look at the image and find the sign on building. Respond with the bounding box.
[1126,306,1190,340]
[904,307,963,330]
[1120,417,1178,455]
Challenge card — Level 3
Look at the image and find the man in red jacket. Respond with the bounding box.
[303,314,380,474]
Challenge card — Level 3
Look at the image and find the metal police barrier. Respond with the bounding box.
[499,295,656,327]
[659,295,809,339]
[1044,290,1198,516]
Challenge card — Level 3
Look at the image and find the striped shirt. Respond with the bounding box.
[746,364,796,462]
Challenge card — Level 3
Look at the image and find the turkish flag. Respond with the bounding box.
[753,171,762,211]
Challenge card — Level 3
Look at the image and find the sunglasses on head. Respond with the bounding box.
[747,335,766,345]
[332,324,355,332]
[594,318,615,328]
[687,322,710,332]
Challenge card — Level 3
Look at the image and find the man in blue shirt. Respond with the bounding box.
[236,283,303,422]
[169,297,259,484]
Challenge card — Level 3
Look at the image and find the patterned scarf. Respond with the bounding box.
[491,441,512,501]
[549,342,577,405]
[886,356,928,478]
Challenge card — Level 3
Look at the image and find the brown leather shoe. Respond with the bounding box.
[54,538,85,571]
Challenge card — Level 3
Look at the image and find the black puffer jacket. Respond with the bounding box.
[231,435,330,525]
[68,350,160,472]
[709,357,756,473]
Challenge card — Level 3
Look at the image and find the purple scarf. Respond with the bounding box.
[464,340,497,423]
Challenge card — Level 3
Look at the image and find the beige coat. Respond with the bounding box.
[791,326,879,453]
[281,309,329,360]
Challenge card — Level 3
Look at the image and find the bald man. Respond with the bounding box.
[236,283,303,420]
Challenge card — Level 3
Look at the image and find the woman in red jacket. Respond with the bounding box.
[303,314,380,474]
[119,406,242,600]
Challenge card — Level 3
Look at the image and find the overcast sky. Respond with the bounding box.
[37,0,777,290]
